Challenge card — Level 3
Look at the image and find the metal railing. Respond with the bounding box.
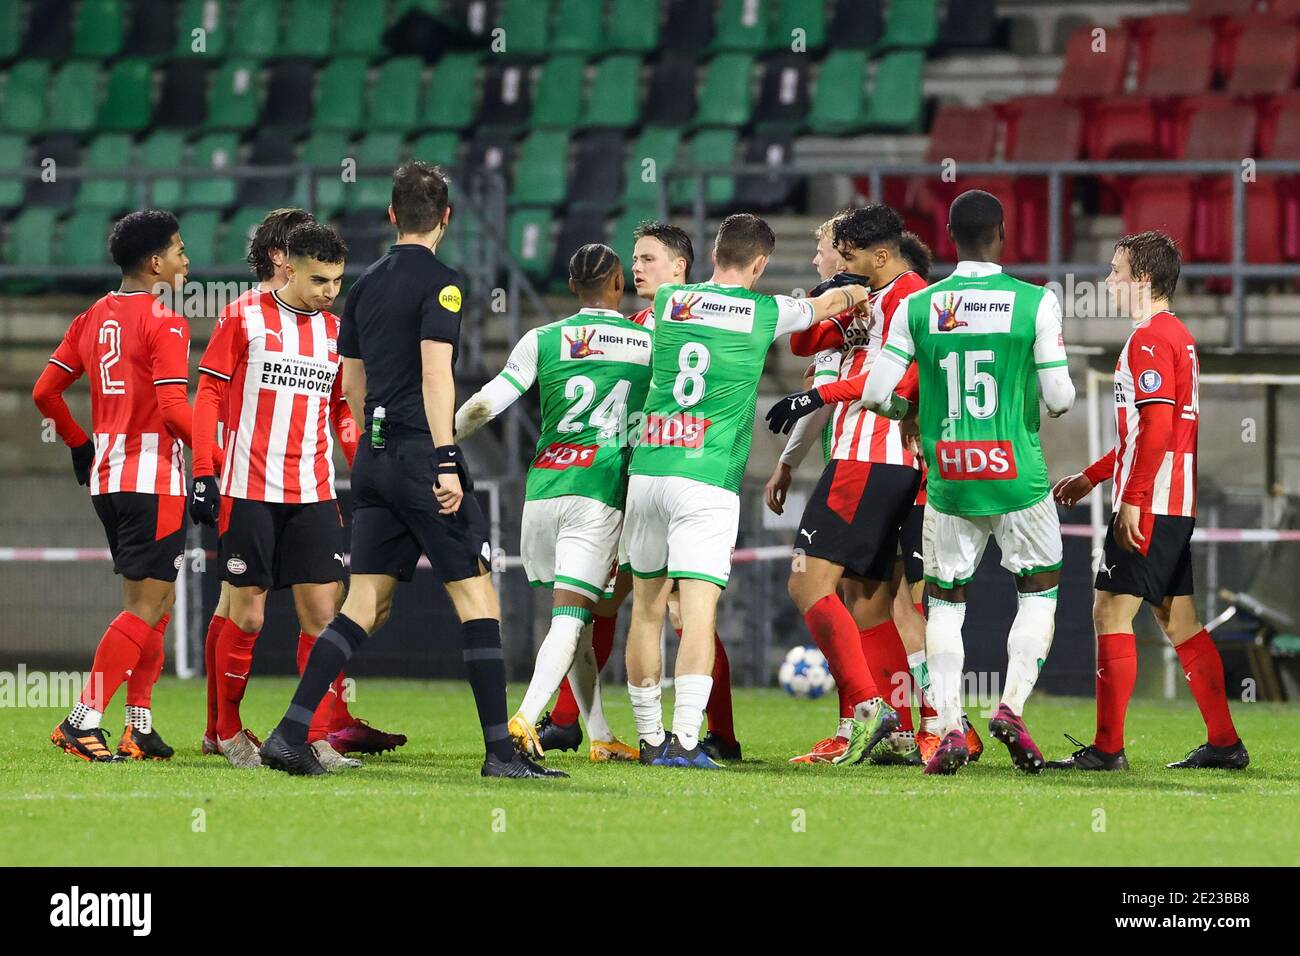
[663,158,1300,353]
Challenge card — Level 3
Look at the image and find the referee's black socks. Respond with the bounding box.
[277,613,367,746]
[462,618,515,761]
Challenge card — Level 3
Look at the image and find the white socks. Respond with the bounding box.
[1001,587,1058,716]
[672,673,713,751]
[68,702,101,731]
[126,705,152,734]
[563,622,614,743]
[518,608,589,725]
[926,598,968,736]
[628,681,664,746]
[906,649,941,734]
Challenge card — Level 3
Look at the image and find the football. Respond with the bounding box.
[778,645,836,700]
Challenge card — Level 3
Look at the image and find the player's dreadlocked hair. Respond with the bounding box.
[633,221,694,281]
[832,203,904,255]
[286,222,348,264]
[569,243,622,294]
[1116,230,1181,301]
[898,230,933,280]
[246,208,315,281]
[109,209,179,273]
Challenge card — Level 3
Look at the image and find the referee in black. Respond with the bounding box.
[260,160,562,778]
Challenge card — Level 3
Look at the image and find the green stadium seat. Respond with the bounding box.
[74,0,125,59]
[409,131,460,167]
[606,0,659,53]
[315,58,367,131]
[335,0,387,57]
[137,130,185,208]
[0,62,50,133]
[98,59,153,133]
[622,126,680,208]
[530,55,585,129]
[231,0,282,59]
[79,134,134,211]
[875,0,937,52]
[496,0,551,58]
[508,208,553,280]
[581,55,641,128]
[509,131,569,206]
[57,210,113,266]
[810,50,867,134]
[177,209,221,270]
[0,0,20,61]
[368,57,424,131]
[282,0,334,58]
[422,52,480,130]
[6,207,58,267]
[296,130,353,216]
[218,206,266,268]
[173,0,230,58]
[182,133,240,208]
[693,54,755,127]
[0,134,25,209]
[206,60,262,130]
[713,0,772,52]
[864,51,924,130]
[437,203,481,271]
[47,62,100,134]
[774,0,827,52]
[671,128,738,208]
[350,132,407,211]
[551,0,604,54]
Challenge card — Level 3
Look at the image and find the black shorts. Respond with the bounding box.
[92,492,186,582]
[349,437,490,583]
[218,497,346,590]
[797,460,921,581]
[1095,513,1195,605]
[898,503,925,586]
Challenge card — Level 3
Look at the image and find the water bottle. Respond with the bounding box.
[371,405,385,450]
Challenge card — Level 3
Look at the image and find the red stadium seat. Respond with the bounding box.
[1224,18,1299,95]
[1260,92,1300,260]
[1266,0,1300,17]
[1056,25,1130,99]
[906,105,1002,260]
[1138,19,1216,97]
[1004,97,1084,261]
[1187,0,1257,15]
[1122,176,1194,255]
[1086,96,1159,159]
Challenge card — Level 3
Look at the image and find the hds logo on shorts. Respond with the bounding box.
[935,440,1018,480]
[226,557,247,575]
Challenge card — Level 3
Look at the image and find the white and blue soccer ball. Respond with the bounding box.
[778,645,836,700]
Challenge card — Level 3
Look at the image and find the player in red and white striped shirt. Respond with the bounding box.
[189,222,362,770]
[33,210,192,762]
[1050,231,1247,771]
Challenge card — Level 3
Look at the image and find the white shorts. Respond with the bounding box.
[922,495,1063,589]
[520,495,622,601]
[622,474,740,588]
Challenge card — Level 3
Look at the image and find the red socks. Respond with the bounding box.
[126,614,169,709]
[552,613,616,727]
[204,613,226,739]
[860,620,912,732]
[1175,629,1239,747]
[804,595,877,709]
[1094,632,1137,752]
[80,611,152,711]
[706,632,736,744]
[215,618,260,740]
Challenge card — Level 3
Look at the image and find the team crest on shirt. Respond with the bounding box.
[1138,369,1162,393]
[933,293,968,331]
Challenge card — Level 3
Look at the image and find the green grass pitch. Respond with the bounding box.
[1,678,1296,866]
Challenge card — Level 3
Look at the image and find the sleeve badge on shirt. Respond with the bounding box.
[1138,369,1162,393]
[438,285,463,313]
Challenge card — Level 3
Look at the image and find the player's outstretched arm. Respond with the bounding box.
[454,328,539,440]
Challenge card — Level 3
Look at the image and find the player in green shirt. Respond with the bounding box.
[621,213,879,769]
[456,245,651,763]
[855,190,1076,775]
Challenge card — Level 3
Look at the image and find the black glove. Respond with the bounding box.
[189,475,220,527]
[809,272,870,297]
[70,440,95,486]
[765,388,825,435]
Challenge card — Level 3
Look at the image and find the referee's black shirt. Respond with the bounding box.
[338,243,464,439]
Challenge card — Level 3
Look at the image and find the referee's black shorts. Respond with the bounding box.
[349,436,490,583]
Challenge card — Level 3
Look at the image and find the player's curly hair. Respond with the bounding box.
[109,209,180,273]
[569,243,622,293]
[898,230,933,280]
[633,221,694,281]
[287,222,348,264]
[832,203,904,255]
[1116,231,1181,301]
[246,208,315,281]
